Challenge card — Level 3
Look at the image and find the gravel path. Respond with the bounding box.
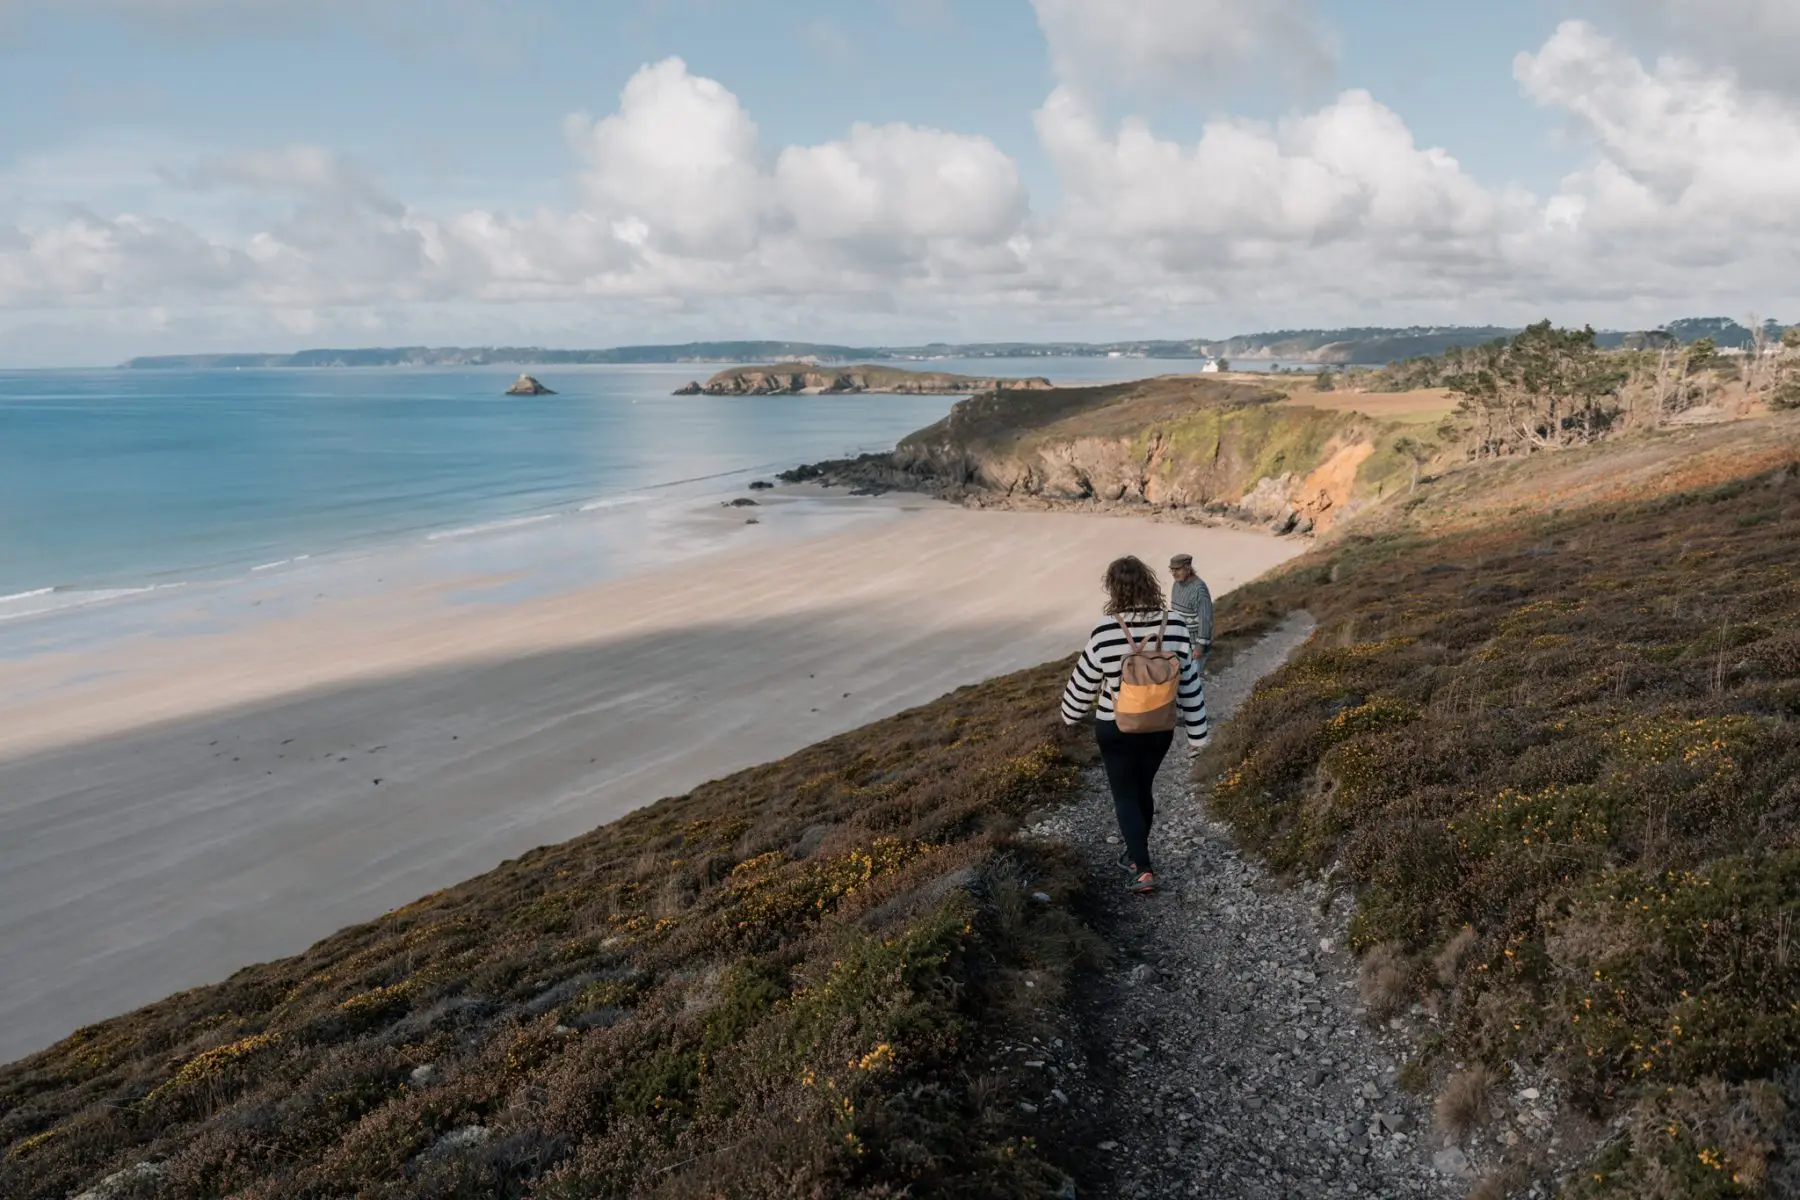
[1029,614,1465,1200]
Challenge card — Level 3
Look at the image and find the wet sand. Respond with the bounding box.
[0,502,1300,1062]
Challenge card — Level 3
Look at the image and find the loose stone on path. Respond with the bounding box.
[1029,614,1458,1199]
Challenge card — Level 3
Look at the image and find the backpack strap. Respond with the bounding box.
[1107,618,1141,703]
[1114,616,1141,654]
[1155,611,1168,652]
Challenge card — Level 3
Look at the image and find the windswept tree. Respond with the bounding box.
[1685,336,1721,374]
[1683,336,1726,409]
[1446,321,1627,456]
[1640,329,1684,426]
[1744,317,1777,400]
[1773,327,1800,411]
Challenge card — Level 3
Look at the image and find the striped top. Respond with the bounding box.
[1060,611,1209,746]
[1171,576,1214,646]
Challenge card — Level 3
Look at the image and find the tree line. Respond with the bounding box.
[1322,320,1800,461]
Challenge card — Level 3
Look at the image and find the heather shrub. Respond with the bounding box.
[1204,455,1800,1191]
[1,661,1093,1199]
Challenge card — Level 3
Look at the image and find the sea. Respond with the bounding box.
[0,357,1309,638]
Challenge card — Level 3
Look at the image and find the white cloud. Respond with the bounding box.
[0,58,1031,319]
[1021,20,1800,320]
[1517,20,1800,236]
[563,59,766,261]
[1030,0,1333,95]
[5,27,1800,359]
[775,123,1027,249]
[183,145,401,219]
[1036,86,1500,246]
[0,211,250,306]
[1612,0,1800,95]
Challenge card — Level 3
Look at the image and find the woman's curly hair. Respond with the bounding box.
[1102,555,1166,615]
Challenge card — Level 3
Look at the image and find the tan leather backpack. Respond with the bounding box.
[1112,614,1182,733]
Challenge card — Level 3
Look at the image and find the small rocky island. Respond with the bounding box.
[505,374,556,396]
[673,363,1052,397]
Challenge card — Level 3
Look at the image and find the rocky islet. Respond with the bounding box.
[504,373,556,395]
[673,362,1053,396]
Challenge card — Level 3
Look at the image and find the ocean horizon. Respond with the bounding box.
[0,356,1264,631]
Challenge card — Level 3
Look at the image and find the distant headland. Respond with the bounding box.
[114,318,1778,372]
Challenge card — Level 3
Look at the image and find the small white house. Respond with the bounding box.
[1199,359,1222,373]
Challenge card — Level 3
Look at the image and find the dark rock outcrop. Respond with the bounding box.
[505,374,555,396]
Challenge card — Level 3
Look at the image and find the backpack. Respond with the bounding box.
[1111,613,1182,733]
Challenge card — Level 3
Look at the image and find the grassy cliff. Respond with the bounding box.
[8,409,1800,1197]
[890,375,1422,525]
[1,667,1106,1199]
[1203,413,1800,1195]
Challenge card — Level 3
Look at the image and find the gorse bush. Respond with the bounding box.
[0,664,1098,1199]
[1205,460,1800,1194]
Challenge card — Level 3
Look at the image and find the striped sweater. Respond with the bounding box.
[1060,611,1210,747]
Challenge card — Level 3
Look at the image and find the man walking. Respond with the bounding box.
[1169,554,1213,673]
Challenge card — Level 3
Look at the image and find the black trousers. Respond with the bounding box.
[1095,720,1173,872]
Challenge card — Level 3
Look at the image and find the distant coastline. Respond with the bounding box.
[113,317,1772,372]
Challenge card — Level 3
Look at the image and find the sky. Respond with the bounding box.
[2,0,1799,365]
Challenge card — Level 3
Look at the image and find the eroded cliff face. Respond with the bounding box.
[877,379,1407,532]
[787,375,1415,534]
[897,435,1373,529]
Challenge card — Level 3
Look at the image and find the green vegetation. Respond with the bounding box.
[882,375,1423,513]
[1202,438,1800,1193]
[11,369,1800,1196]
[1444,322,1629,453]
[0,664,1107,1199]
[1338,320,1800,463]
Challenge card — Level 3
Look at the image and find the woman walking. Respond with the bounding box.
[1060,556,1209,894]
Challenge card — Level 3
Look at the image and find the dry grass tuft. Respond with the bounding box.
[1467,1166,1524,1200]
[1358,941,1412,1018]
[1434,1064,1499,1139]
[1433,926,1479,986]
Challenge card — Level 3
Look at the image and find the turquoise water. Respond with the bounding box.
[0,358,1213,621]
[0,364,942,598]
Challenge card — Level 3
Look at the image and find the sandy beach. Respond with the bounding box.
[0,499,1299,1063]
